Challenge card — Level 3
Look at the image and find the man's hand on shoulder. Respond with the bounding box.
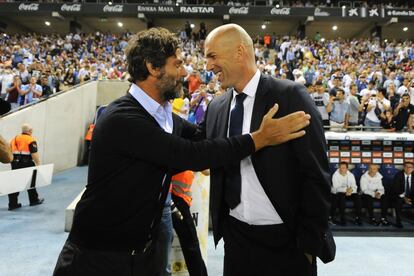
[251,103,310,151]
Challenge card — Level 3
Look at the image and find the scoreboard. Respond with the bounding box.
[325,132,414,166]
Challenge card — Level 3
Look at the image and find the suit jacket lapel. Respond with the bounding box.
[217,89,233,138]
[250,74,269,132]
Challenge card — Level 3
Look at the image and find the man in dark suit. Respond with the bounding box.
[392,162,414,228]
[53,28,311,276]
[203,24,335,276]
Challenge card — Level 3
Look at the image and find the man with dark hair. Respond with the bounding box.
[53,27,310,276]
[331,162,362,226]
[393,93,414,131]
[392,162,414,228]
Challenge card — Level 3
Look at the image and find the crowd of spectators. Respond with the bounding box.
[5,0,413,9]
[1,26,413,133]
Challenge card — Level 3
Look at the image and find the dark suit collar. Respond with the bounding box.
[217,89,233,138]
[250,74,271,132]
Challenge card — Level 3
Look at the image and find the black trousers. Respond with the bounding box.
[53,240,162,276]
[331,193,362,220]
[362,194,388,218]
[8,161,40,207]
[222,215,316,276]
[394,196,413,223]
[8,189,39,207]
[172,194,207,276]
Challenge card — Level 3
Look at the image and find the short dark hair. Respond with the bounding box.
[369,80,376,85]
[125,28,179,83]
[377,88,386,95]
[339,162,348,168]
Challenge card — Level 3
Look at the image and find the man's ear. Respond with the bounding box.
[145,61,161,78]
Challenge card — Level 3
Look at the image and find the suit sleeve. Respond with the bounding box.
[287,83,332,258]
[101,112,254,172]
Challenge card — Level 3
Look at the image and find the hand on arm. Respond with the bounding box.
[251,103,310,151]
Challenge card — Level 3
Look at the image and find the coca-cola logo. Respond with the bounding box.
[61,4,82,12]
[270,7,290,15]
[18,3,39,11]
[229,7,249,15]
[103,4,123,13]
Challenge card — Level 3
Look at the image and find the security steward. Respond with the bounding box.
[8,123,44,210]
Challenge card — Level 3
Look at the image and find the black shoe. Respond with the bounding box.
[8,203,22,211]
[380,218,390,226]
[370,217,379,226]
[29,198,44,206]
[395,221,404,229]
[354,216,362,226]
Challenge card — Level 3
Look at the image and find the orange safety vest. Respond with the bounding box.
[85,124,95,141]
[10,134,35,156]
[171,170,194,206]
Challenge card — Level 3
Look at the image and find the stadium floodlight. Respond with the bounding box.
[261,24,266,30]
[276,4,280,8]
[321,38,325,42]
[342,5,346,9]
[108,1,113,5]
[190,24,195,29]
[117,22,123,28]
[45,21,51,26]
[223,14,230,20]
[332,25,338,31]
[384,39,388,42]
[403,27,408,32]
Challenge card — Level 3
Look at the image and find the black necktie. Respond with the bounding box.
[226,93,247,209]
[406,176,411,196]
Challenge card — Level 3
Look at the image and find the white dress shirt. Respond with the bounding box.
[129,83,173,134]
[228,70,283,225]
[401,173,412,198]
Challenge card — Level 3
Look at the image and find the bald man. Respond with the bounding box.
[8,123,44,210]
[202,24,335,275]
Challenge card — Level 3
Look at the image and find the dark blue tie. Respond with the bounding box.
[226,93,247,209]
[406,176,410,196]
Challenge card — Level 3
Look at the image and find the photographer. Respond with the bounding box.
[327,88,349,130]
[189,83,212,124]
[364,88,390,131]
[394,93,414,131]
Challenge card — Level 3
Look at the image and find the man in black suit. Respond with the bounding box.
[203,24,335,276]
[392,162,414,228]
[53,28,311,276]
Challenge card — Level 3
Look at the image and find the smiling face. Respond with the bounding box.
[204,36,238,90]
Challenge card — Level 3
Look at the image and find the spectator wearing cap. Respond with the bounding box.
[311,81,330,127]
[394,93,414,131]
[327,88,349,130]
[345,84,360,128]
[365,88,390,130]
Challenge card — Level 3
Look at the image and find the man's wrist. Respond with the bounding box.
[251,131,265,151]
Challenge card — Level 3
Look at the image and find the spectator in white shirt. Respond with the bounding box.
[397,78,410,96]
[364,89,390,130]
[331,162,362,226]
[359,80,377,98]
[360,164,390,226]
